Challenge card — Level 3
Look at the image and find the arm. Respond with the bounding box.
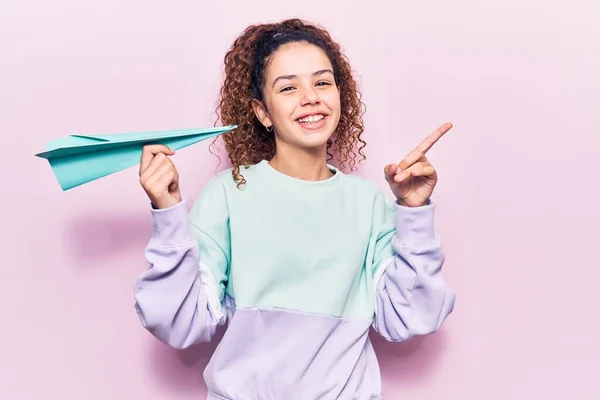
[371,193,455,342]
[133,180,230,349]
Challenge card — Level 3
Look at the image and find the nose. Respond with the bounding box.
[300,85,319,106]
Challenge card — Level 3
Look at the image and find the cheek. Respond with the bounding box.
[268,99,295,123]
[325,90,341,111]
[329,93,342,124]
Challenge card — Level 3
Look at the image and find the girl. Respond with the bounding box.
[135,18,455,400]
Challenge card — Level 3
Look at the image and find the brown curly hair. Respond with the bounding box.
[212,18,366,186]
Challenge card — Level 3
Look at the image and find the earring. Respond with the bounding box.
[266,125,273,132]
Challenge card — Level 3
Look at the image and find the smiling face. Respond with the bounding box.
[252,41,341,153]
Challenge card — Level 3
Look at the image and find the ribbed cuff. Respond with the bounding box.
[149,196,194,247]
[394,199,437,246]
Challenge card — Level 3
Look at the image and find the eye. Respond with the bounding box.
[316,81,331,87]
[280,86,295,92]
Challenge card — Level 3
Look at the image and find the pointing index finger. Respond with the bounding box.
[398,122,452,170]
[415,122,452,154]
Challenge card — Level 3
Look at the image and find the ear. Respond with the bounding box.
[251,99,273,129]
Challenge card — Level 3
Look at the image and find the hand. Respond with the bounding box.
[139,144,182,209]
[384,122,452,207]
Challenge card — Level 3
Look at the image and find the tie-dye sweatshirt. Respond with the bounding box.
[133,159,455,400]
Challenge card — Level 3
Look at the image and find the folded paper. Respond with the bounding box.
[35,125,237,190]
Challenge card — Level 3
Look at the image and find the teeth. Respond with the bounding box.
[298,114,324,123]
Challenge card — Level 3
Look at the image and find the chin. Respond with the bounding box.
[294,118,337,145]
[296,130,334,150]
[276,116,339,151]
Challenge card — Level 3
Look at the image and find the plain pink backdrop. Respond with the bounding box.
[2,0,599,399]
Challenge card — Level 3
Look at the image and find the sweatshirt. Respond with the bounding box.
[133,159,456,400]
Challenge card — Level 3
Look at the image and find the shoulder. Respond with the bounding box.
[342,173,378,189]
[208,166,236,188]
[189,164,262,219]
[341,173,386,197]
[341,173,395,211]
[188,167,235,216]
[198,163,261,195]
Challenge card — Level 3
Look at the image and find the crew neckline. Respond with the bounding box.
[255,159,343,194]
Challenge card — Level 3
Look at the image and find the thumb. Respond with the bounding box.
[384,164,398,184]
[168,173,179,193]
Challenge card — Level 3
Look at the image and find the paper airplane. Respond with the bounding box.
[35,125,237,190]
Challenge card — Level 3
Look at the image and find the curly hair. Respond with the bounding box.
[212,18,366,187]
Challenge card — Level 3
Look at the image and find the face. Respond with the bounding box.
[252,42,341,152]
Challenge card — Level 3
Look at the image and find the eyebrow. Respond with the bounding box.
[271,69,334,88]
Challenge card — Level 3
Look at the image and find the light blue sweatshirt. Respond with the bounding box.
[134,159,455,400]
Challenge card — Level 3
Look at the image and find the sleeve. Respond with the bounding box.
[370,191,456,342]
[133,180,230,349]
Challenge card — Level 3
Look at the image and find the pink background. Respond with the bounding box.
[2,0,599,399]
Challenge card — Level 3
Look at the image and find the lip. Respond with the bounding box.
[295,112,328,121]
[296,114,328,131]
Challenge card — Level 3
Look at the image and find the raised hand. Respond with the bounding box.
[384,122,452,207]
[139,144,181,209]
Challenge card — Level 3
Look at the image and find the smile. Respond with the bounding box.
[296,114,325,124]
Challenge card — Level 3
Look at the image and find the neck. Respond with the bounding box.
[268,142,333,181]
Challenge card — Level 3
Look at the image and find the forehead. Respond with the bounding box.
[266,42,333,79]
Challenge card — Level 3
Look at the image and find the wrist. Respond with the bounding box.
[152,195,181,210]
[397,198,407,207]
[396,198,429,207]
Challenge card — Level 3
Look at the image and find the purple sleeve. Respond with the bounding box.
[133,195,228,349]
[372,197,456,341]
